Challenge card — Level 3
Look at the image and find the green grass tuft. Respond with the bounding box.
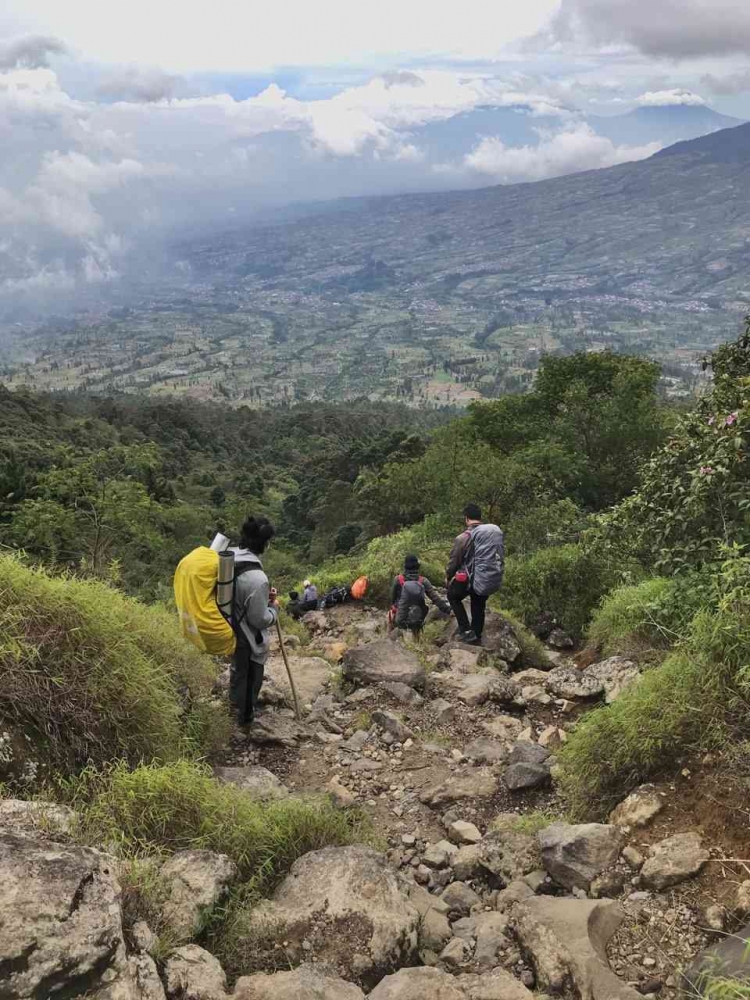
[0,553,227,784]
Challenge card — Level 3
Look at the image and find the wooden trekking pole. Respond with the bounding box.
[275,620,302,721]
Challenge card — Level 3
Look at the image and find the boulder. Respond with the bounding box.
[640,832,710,890]
[372,709,413,742]
[504,763,550,791]
[265,655,332,708]
[382,682,424,706]
[160,850,238,943]
[442,645,485,673]
[586,656,639,703]
[463,738,508,764]
[538,823,623,891]
[448,821,482,845]
[513,669,551,687]
[234,966,365,999]
[482,715,524,743]
[343,640,425,690]
[441,881,481,917]
[440,936,471,968]
[0,832,129,999]
[682,921,750,995]
[246,713,307,746]
[548,628,575,650]
[481,615,522,664]
[212,766,289,800]
[163,944,228,1000]
[473,828,541,884]
[423,840,459,869]
[608,784,665,829]
[328,778,357,809]
[407,884,450,918]
[452,845,483,880]
[495,880,535,912]
[244,846,419,985]
[456,970,535,999]
[454,674,494,707]
[508,741,550,766]
[323,641,349,662]
[513,896,641,999]
[420,773,498,808]
[369,967,465,1000]
[545,665,604,700]
[419,907,453,953]
[128,953,167,1000]
[129,920,156,953]
[488,675,524,707]
[0,798,77,836]
[428,698,456,723]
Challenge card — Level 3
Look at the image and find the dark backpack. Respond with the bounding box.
[397,575,427,628]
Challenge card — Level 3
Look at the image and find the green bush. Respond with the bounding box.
[502,542,634,640]
[560,551,750,818]
[0,554,226,784]
[315,515,453,605]
[586,575,711,660]
[72,759,373,884]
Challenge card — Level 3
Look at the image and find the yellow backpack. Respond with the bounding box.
[174,547,236,656]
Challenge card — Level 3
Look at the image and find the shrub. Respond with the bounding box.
[560,551,750,818]
[72,759,373,885]
[502,542,635,640]
[585,574,711,660]
[0,553,226,785]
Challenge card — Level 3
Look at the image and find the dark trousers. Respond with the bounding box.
[448,579,488,638]
[230,638,265,726]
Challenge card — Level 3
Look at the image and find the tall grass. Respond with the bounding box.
[560,560,750,818]
[0,553,227,782]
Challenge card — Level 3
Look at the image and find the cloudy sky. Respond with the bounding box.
[2,0,750,307]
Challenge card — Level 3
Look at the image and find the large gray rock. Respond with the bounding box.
[473,827,542,885]
[508,741,550,766]
[244,846,419,984]
[462,738,509,764]
[234,966,365,999]
[265,655,333,708]
[368,967,465,1000]
[545,665,604,700]
[586,656,640,703]
[481,615,522,664]
[343,639,425,690]
[164,944,228,999]
[482,715,524,743]
[454,673,494,707]
[538,823,623,891]
[640,832,710,890]
[0,833,130,999]
[160,850,238,943]
[456,970,535,999]
[683,921,750,995]
[128,953,168,1000]
[608,784,665,828]
[372,709,413,742]
[441,881,481,917]
[419,907,453,953]
[0,798,77,836]
[513,896,641,999]
[504,763,550,791]
[212,766,289,800]
[420,773,499,808]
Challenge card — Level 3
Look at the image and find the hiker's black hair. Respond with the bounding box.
[404,553,420,572]
[240,515,276,554]
[289,590,299,601]
[463,503,482,521]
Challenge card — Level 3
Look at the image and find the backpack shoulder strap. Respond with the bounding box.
[398,574,405,585]
[418,576,424,585]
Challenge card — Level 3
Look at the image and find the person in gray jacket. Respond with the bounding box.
[230,516,278,729]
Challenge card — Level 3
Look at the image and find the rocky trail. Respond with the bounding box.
[3,602,749,1000]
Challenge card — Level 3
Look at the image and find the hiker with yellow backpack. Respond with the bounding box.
[174,516,279,732]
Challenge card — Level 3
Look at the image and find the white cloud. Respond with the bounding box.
[463,124,660,183]
[636,88,706,107]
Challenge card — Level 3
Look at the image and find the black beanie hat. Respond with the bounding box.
[404,553,420,572]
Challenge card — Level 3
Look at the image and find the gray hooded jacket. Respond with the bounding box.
[231,548,278,664]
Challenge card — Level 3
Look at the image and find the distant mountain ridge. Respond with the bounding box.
[407,102,745,164]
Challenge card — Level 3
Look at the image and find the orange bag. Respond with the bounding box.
[350,575,368,600]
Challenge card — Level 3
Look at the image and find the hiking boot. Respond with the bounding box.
[458,630,479,645]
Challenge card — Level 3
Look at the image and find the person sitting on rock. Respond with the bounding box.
[389,554,451,636]
[286,590,305,619]
[302,579,318,604]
